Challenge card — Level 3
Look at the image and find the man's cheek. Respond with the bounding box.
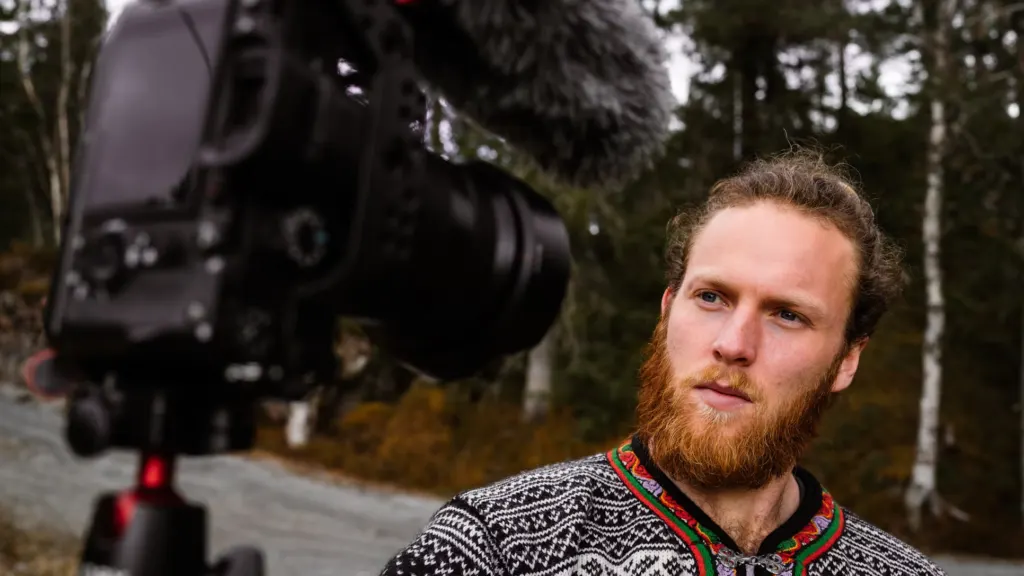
[667,318,705,365]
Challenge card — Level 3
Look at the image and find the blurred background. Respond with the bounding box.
[0,0,1022,574]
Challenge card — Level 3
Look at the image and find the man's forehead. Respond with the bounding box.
[686,203,857,312]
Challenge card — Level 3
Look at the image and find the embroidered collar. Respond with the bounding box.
[606,435,845,576]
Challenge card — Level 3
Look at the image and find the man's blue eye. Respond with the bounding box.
[780,310,800,323]
[700,292,718,303]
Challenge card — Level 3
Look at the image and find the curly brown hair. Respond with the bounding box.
[664,149,906,345]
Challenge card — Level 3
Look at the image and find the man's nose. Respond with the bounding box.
[712,308,759,366]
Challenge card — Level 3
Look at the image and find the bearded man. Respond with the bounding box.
[379,151,946,576]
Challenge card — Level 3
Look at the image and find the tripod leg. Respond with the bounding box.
[116,499,208,575]
[78,492,208,576]
[210,547,265,576]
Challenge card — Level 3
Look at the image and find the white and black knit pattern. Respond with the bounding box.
[807,511,948,576]
[379,453,947,576]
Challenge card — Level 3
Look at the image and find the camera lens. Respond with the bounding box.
[353,156,572,381]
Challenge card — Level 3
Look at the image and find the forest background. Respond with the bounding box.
[1,0,1022,560]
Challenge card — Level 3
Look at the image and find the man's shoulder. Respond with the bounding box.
[457,450,622,511]
[836,507,948,575]
[380,451,646,576]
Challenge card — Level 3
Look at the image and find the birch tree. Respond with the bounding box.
[522,328,554,422]
[14,0,76,245]
[904,0,955,532]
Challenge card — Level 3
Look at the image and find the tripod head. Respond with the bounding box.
[39,0,572,573]
[60,368,264,576]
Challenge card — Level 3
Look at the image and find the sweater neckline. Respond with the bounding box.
[606,435,845,575]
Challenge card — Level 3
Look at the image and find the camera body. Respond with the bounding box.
[45,0,571,400]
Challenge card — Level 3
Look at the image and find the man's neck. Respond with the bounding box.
[670,470,802,555]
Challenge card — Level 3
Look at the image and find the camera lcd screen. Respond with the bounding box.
[81,1,227,210]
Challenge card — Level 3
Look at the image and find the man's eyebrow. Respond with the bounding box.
[762,295,827,320]
[687,273,828,320]
[686,273,733,294]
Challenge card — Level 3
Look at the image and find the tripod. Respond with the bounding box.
[65,375,267,576]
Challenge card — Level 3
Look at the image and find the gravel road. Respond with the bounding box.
[1,384,1021,576]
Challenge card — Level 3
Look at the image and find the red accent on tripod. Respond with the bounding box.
[112,453,186,537]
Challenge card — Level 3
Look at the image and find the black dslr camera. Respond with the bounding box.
[42,0,570,573]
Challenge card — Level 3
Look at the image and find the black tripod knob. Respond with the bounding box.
[66,388,112,457]
[211,547,265,576]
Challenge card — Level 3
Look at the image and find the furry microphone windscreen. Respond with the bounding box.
[396,0,676,191]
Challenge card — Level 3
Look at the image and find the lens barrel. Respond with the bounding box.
[364,155,571,381]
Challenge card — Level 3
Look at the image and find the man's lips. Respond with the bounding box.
[694,381,752,402]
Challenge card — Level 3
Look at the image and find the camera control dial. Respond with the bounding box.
[72,220,132,295]
[280,208,328,268]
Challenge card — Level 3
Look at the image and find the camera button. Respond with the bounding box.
[81,230,127,290]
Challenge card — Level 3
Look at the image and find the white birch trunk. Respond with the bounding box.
[904,0,953,532]
[285,401,313,448]
[522,328,554,422]
[16,0,73,245]
[57,1,73,228]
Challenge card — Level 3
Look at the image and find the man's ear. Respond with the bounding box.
[661,287,675,317]
[832,338,869,393]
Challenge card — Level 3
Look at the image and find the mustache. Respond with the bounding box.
[679,365,762,403]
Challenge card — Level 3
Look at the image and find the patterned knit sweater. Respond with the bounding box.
[379,436,947,576]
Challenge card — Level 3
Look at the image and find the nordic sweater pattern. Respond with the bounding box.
[379,437,947,576]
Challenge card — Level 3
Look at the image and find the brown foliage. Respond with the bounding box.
[255,381,614,497]
[0,505,79,576]
[0,241,57,299]
[259,370,1024,560]
[0,243,52,384]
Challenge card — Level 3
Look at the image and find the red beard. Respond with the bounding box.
[635,316,842,491]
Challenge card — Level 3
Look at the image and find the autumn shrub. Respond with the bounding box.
[441,395,522,488]
[0,241,56,299]
[374,383,456,490]
[0,505,79,576]
[337,400,395,458]
[255,382,613,497]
